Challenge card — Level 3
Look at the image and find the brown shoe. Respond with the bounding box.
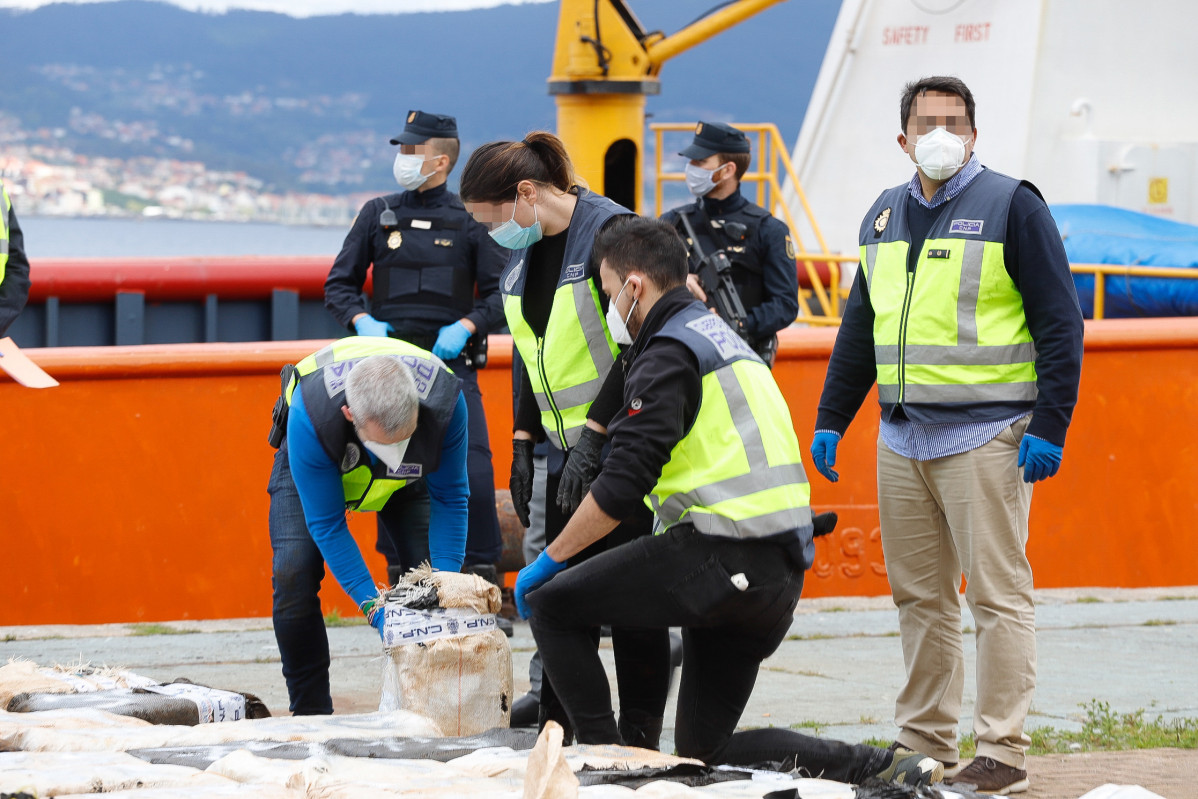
[944,756,1029,794]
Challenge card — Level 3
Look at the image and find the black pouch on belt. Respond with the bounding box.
[464,334,488,369]
[267,363,298,449]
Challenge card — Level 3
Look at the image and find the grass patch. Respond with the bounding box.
[790,720,825,734]
[1076,596,1103,603]
[127,623,198,636]
[862,736,890,749]
[324,609,366,628]
[1143,619,1177,627]
[959,701,1198,757]
[787,633,835,641]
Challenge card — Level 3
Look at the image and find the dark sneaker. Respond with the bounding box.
[889,740,961,778]
[945,756,1029,794]
[875,746,944,787]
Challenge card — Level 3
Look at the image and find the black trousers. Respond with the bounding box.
[528,525,889,782]
[535,456,671,742]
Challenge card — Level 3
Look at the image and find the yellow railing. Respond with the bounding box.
[650,121,846,322]
[1071,263,1198,320]
[650,122,1198,325]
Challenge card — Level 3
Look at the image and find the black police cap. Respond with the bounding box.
[390,110,458,145]
[678,121,750,160]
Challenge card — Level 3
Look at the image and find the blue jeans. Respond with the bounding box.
[267,442,335,715]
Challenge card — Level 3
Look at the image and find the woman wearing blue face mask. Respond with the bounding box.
[460,131,672,750]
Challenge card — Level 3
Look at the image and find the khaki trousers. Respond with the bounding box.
[878,417,1035,768]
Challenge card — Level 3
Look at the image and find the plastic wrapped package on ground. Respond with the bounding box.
[0,750,235,795]
[128,728,541,769]
[380,566,513,736]
[51,784,304,799]
[8,680,271,724]
[203,749,524,797]
[0,660,158,706]
[0,708,441,752]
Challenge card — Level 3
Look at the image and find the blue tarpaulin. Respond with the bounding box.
[1052,204,1198,317]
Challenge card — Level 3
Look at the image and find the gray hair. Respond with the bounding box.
[344,355,419,437]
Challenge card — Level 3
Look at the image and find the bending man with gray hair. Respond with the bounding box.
[267,337,469,715]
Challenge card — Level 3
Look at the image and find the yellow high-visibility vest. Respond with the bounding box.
[500,190,628,449]
[647,303,813,556]
[287,337,458,511]
[860,169,1037,409]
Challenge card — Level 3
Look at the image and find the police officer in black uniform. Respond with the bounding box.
[661,121,799,367]
[324,110,506,592]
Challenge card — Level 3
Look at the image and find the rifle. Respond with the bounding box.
[676,210,751,342]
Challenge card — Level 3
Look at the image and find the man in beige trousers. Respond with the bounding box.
[809,76,1084,795]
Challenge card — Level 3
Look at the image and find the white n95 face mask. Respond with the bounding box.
[605,279,637,345]
[914,127,967,181]
[362,437,410,472]
[393,152,430,191]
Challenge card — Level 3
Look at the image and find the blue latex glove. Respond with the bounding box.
[515,550,567,620]
[353,314,394,338]
[1018,433,1063,483]
[810,431,842,483]
[432,321,471,360]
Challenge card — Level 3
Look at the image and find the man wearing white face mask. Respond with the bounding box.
[266,338,470,715]
[660,121,799,367]
[324,110,506,593]
[811,77,1083,794]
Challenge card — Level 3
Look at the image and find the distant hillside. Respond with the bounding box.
[0,0,839,194]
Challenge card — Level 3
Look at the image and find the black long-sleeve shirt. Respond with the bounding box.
[816,182,1084,447]
[0,198,31,336]
[324,183,506,337]
[589,286,703,520]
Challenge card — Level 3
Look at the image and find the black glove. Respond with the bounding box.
[510,438,535,528]
[556,427,606,515]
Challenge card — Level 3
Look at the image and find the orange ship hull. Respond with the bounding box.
[3,319,1196,625]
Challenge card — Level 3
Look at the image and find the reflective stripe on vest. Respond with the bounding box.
[287,337,455,511]
[648,305,812,541]
[860,169,1037,407]
[500,191,626,449]
[504,279,618,449]
[0,183,10,285]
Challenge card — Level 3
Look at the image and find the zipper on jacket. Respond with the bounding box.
[536,336,567,447]
[896,269,916,405]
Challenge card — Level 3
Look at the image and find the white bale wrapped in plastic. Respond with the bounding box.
[379,567,513,736]
[0,750,233,795]
[0,660,157,706]
[0,708,441,752]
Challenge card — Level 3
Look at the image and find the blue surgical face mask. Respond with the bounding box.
[489,196,543,249]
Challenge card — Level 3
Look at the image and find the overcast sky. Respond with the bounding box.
[0,0,553,15]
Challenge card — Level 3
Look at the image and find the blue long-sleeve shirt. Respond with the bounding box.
[286,388,470,609]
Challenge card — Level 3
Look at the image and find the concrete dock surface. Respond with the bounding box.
[4,585,1197,799]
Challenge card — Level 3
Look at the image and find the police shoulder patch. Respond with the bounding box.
[685,315,756,362]
[785,235,796,260]
[873,207,891,235]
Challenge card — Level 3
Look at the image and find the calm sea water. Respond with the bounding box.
[19,216,349,258]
